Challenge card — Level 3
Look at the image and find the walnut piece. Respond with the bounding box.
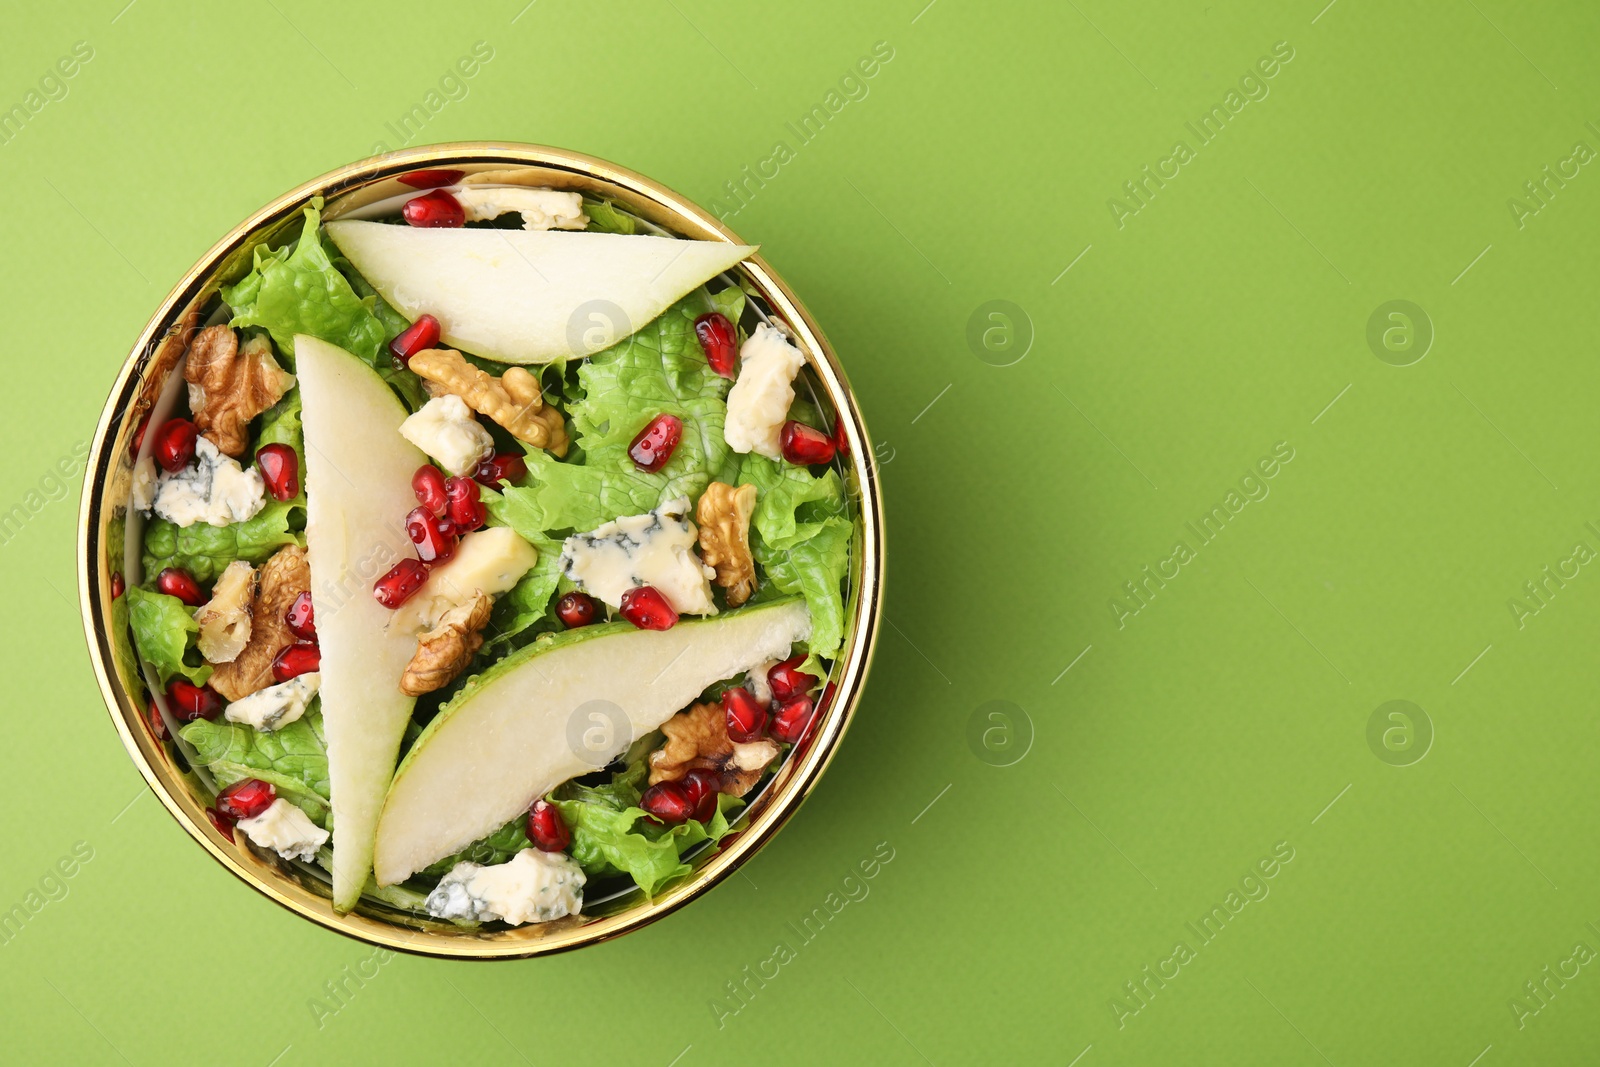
[400,591,492,696]
[408,348,569,456]
[184,326,296,457]
[696,482,758,607]
[210,545,309,701]
[648,701,780,797]
[194,560,256,664]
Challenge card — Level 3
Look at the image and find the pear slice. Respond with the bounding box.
[324,220,755,364]
[295,335,427,911]
[373,598,810,886]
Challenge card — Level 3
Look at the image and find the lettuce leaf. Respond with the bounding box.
[480,488,566,646]
[422,817,532,875]
[179,709,331,824]
[584,199,638,235]
[551,792,743,897]
[220,199,387,366]
[126,585,211,686]
[511,294,730,532]
[141,500,302,584]
[753,516,852,657]
[736,452,848,551]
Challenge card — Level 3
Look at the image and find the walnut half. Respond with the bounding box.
[696,482,758,606]
[210,545,308,701]
[409,348,568,456]
[400,591,492,696]
[194,560,256,664]
[184,326,295,457]
[648,701,780,797]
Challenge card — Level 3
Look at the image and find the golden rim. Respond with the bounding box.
[75,143,885,959]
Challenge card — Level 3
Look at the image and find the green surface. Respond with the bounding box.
[4,0,1599,1062]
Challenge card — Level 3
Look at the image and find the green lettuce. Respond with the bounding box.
[753,517,852,657]
[422,817,532,875]
[142,501,301,584]
[584,199,638,235]
[220,199,387,366]
[126,586,210,686]
[736,452,848,551]
[179,709,331,824]
[508,294,731,532]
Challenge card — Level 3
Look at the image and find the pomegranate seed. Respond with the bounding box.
[723,686,768,743]
[217,778,276,821]
[403,190,465,228]
[555,590,598,628]
[640,781,694,825]
[681,767,721,822]
[412,464,448,516]
[389,313,442,368]
[166,680,222,722]
[770,693,817,745]
[110,572,125,599]
[286,590,316,640]
[145,698,167,741]
[444,476,486,531]
[768,656,816,702]
[780,420,836,466]
[271,642,321,682]
[205,807,236,836]
[473,452,527,488]
[152,418,197,472]
[527,800,571,852]
[397,169,464,189]
[255,442,299,501]
[373,558,430,608]
[131,413,150,455]
[628,414,684,473]
[694,312,738,378]
[405,505,458,564]
[620,586,678,630]
[832,417,850,457]
[156,567,205,606]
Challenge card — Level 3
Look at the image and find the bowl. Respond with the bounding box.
[75,143,883,958]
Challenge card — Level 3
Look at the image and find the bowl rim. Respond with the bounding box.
[75,142,885,959]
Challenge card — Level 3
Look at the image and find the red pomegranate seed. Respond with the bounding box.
[205,807,236,836]
[412,464,448,516]
[640,781,694,825]
[110,572,125,599]
[389,313,442,368]
[770,693,817,745]
[255,442,299,501]
[271,642,320,682]
[832,417,850,457]
[473,452,527,488]
[620,586,678,630]
[681,767,720,822]
[768,656,816,702]
[166,680,222,722]
[156,567,205,606]
[373,558,430,608]
[285,590,316,640]
[403,190,465,228]
[723,686,768,743]
[444,476,486,531]
[145,698,167,741]
[780,420,836,466]
[555,590,598,628]
[152,418,198,472]
[131,413,151,455]
[217,778,276,820]
[398,169,464,189]
[405,505,458,564]
[628,414,684,473]
[694,312,738,378]
[527,800,571,852]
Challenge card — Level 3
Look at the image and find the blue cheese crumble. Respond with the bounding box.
[425,848,585,926]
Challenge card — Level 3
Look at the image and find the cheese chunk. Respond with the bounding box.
[425,849,585,925]
[237,798,329,861]
[389,526,538,634]
[399,395,494,476]
[224,673,320,732]
[150,437,267,528]
[454,186,588,231]
[724,324,805,460]
[558,497,717,615]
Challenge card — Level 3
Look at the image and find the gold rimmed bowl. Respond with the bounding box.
[75,143,883,958]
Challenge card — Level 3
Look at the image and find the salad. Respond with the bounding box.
[118,172,857,928]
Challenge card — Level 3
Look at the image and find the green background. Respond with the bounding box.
[3,0,1598,1062]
